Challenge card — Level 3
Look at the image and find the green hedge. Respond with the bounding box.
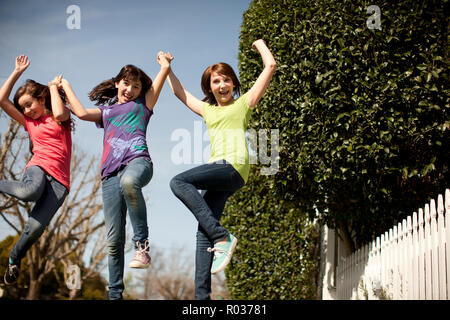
[222,170,320,299]
[223,0,449,298]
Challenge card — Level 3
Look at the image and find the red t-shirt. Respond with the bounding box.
[24,115,72,191]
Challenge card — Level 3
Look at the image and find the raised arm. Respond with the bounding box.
[144,52,173,111]
[246,39,277,109]
[48,75,70,122]
[60,78,102,122]
[166,68,204,117]
[0,55,29,126]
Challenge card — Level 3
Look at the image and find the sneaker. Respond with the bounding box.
[4,262,20,285]
[129,240,151,269]
[207,234,238,274]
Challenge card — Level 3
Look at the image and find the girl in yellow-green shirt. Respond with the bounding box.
[168,39,276,300]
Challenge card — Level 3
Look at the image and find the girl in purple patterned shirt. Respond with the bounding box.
[60,52,173,300]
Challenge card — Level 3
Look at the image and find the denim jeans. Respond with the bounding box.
[102,157,153,300]
[0,165,68,266]
[170,161,244,300]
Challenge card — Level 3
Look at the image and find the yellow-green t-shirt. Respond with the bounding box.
[202,93,252,183]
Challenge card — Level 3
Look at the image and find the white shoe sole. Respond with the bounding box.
[129,261,151,269]
[211,236,238,274]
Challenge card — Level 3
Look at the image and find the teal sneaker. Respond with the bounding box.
[207,234,238,274]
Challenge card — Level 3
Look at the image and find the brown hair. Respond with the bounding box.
[201,62,240,105]
[89,64,152,106]
[13,79,73,130]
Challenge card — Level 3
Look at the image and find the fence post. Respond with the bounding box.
[430,199,440,299]
[412,211,419,299]
[388,228,394,298]
[365,244,371,298]
[392,225,398,299]
[425,204,432,299]
[437,194,446,299]
[406,217,413,299]
[375,237,381,299]
[397,222,406,300]
[399,221,406,299]
[418,208,425,299]
[381,231,388,297]
[445,189,450,300]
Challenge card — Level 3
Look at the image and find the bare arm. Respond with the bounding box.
[145,52,173,111]
[0,55,29,126]
[60,78,102,122]
[166,69,204,117]
[48,75,70,122]
[246,39,277,109]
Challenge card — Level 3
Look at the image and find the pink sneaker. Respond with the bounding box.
[129,240,151,269]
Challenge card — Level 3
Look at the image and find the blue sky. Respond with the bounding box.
[0,0,252,274]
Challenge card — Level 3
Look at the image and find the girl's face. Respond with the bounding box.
[210,71,234,106]
[115,78,142,104]
[17,94,46,119]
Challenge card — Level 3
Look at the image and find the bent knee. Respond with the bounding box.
[24,218,45,240]
[120,175,139,195]
[120,174,136,188]
[20,187,44,202]
[169,177,183,194]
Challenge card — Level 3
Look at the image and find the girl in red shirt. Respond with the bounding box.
[0,55,73,285]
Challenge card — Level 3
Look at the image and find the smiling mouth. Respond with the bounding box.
[123,93,133,100]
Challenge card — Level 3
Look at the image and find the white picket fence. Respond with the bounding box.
[335,189,450,300]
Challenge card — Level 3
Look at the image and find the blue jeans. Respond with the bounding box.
[0,166,68,266]
[102,157,153,300]
[170,161,244,300]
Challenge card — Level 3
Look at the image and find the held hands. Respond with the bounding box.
[48,76,71,89]
[157,51,174,68]
[48,74,63,87]
[15,55,30,73]
[60,78,70,88]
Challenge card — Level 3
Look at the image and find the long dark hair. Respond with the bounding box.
[13,79,73,130]
[89,65,153,106]
[201,62,240,105]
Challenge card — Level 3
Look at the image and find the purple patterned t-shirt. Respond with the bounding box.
[96,95,153,179]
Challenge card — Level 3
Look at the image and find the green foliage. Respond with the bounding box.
[0,235,107,299]
[235,0,449,250]
[222,170,320,299]
[78,273,108,300]
[224,0,448,299]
